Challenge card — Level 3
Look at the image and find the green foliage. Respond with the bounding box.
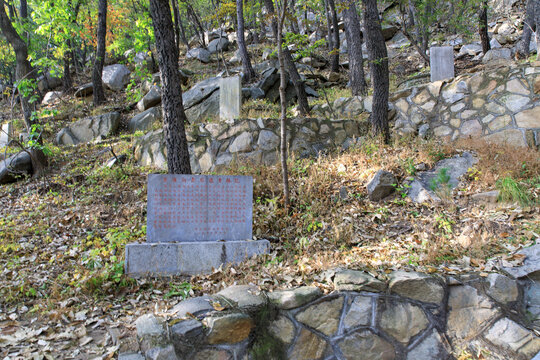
[164,282,192,299]
[429,167,451,191]
[496,176,535,206]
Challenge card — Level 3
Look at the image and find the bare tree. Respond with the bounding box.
[0,0,47,174]
[342,0,367,95]
[478,0,491,54]
[92,0,107,105]
[362,0,390,142]
[263,0,310,116]
[149,0,192,174]
[236,0,256,82]
[276,0,291,209]
[327,0,340,72]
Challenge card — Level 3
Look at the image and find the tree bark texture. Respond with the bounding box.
[171,0,182,57]
[535,0,540,55]
[327,0,340,72]
[92,0,107,105]
[277,0,290,209]
[478,0,491,54]
[518,0,535,58]
[149,0,192,174]
[0,0,35,126]
[263,0,310,116]
[342,0,367,96]
[236,0,256,83]
[362,0,390,142]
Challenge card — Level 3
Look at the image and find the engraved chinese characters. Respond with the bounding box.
[147,174,253,242]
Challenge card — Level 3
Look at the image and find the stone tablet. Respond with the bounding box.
[219,76,241,122]
[147,174,252,242]
[0,122,12,148]
[430,46,454,82]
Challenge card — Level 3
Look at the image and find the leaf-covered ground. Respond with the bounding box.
[1,124,538,358]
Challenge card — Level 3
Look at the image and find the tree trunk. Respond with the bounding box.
[0,0,47,175]
[535,0,540,58]
[63,52,73,93]
[186,4,206,47]
[276,0,290,210]
[171,0,182,57]
[149,0,192,174]
[518,0,535,58]
[362,0,389,142]
[178,9,189,49]
[478,0,491,54]
[263,0,310,116]
[236,0,256,83]
[92,0,107,106]
[343,0,367,96]
[327,0,340,72]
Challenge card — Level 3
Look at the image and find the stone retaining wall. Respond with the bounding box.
[133,118,368,173]
[120,265,540,360]
[393,64,540,148]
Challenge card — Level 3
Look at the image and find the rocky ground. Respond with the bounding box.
[0,0,539,359]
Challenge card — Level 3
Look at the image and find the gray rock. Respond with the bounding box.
[242,87,265,100]
[337,331,395,360]
[229,132,253,153]
[486,273,519,304]
[186,48,211,63]
[268,286,322,310]
[102,64,131,91]
[408,152,477,203]
[471,190,500,204]
[204,313,254,344]
[458,43,483,57]
[215,285,266,310]
[490,38,502,49]
[389,271,444,304]
[503,244,540,280]
[447,285,498,340]
[145,345,178,360]
[137,86,162,112]
[75,83,93,97]
[343,296,372,329]
[118,354,144,360]
[406,330,448,360]
[0,152,33,184]
[257,130,280,151]
[42,91,62,105]
[128,107,162,133]
[256,67,279,93]
[183,77,221,110]
[207,38,230,54]
[56,112,120,145]
[170,319,204,355]
[524,281,540,328]
[485,318,540,358]
[379,301,429,344]
[482,48,512,63]
[185,90,220,124]
[171,295,214,319]
[296,297,343,337]
[136,314,167,352]
[418,124,431,139]
[334,269,387,292]
[37,71,62,92]
[367,170,397,201]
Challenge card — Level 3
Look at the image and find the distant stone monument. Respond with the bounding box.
[430,46,455,82]
[219,76,241,122]
[0,122,12,149]
[125,174,270,276]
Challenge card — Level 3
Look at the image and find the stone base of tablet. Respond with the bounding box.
[125,240,270,277]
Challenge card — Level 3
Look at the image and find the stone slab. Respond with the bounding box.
[0,122,12,148]
[430,46,455,82]
[147,174,252,242]
[219,76,241,122]
[125,240,270,276]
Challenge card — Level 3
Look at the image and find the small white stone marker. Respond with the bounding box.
[219,76,241,122]
[0,122,12,148]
